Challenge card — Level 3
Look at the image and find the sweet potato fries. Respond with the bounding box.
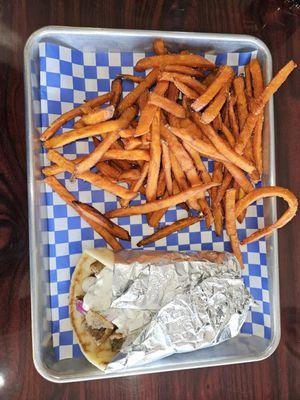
[41,38,297,264]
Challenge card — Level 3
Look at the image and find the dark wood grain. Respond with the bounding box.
[0,0,299,399]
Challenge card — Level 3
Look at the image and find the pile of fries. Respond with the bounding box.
[42,39,298,268]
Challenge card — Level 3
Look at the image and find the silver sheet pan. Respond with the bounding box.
[24,27,279,382]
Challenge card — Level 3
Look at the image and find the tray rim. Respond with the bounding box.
[24,26,280,383]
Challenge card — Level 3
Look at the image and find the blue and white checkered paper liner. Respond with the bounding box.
[39,43,271,361]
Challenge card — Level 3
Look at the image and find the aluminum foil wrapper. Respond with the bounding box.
[106,250,254,371]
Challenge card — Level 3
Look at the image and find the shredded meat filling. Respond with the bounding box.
[90,260,105,275]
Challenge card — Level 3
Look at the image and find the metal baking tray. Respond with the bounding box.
[24,26,279,382]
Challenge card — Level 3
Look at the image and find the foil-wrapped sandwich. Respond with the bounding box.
[69,248,254,371]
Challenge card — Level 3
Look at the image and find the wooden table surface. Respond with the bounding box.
[0,0,299,399]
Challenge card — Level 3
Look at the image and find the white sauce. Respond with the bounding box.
[83,266,113,312]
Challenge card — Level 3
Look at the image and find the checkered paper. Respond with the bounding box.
[39,42,271,361]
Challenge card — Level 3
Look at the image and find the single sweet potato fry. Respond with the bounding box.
[161,140,173,196]
[148,92,186,118]
[137,215,203,247]
[118,69,159,113]
[106,182,219,218]
[146,111,162,202]
[118,74,145,83]
[191,65,234,111]
[225,188,244,269]
[135,54,215,71]
[164,64,204,77]
[110,78,122,110]
[135,81,169,136]
[75,131,120,175]
[153,38,168,55]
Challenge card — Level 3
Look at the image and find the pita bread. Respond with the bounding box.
[69,248,119,370]
[70,248,231,370]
